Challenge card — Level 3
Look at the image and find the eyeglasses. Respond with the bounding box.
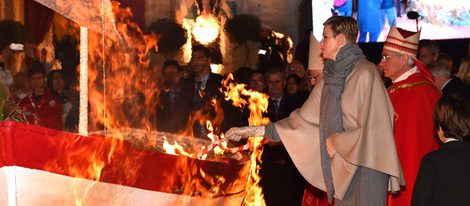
[381,55,392,62]
[288,67,302,72]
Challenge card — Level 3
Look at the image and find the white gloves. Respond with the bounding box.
[224,126,265,141]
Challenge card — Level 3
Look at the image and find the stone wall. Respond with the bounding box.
[142,0,312,72]
[144,0,307,44]
[0,0,24,23]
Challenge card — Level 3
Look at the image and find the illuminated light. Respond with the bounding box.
[192,14,220,45]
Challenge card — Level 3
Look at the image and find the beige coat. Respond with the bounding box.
[274,59,405,200]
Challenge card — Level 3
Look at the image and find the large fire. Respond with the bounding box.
[222,74,270,206]
[176,1,270,202]
[43,1,159,204]
[40,0,270,205]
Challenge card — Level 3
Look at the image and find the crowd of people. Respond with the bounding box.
[225,16,470,206]
[1,13,470,206]
[0,20,79,131]
[154,45,318,206]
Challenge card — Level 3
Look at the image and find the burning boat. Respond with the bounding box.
[0,120,251,205]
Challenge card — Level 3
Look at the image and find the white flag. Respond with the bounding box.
[33,0,121,41]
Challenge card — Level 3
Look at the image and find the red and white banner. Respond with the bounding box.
[0,121,248,205]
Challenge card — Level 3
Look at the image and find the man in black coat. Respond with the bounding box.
[261,69,306,206]
[156,60,192,133]
[429,61,469,99]
[181,45,223,138]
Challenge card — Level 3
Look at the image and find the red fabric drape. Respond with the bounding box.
[0,120,249,195]
[24,0,55,44]
[301,184,329,206]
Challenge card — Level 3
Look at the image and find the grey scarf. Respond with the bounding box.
[319,44,364,203]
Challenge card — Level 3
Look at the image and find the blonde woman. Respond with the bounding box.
[457,56,470,84]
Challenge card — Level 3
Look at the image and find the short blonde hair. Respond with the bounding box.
[323,16,358,44]
[457,56,470,84]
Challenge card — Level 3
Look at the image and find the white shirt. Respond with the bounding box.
[392,66,418,83]
[0,66,13,87]
[440,78,453,91]
[195,72,210,91]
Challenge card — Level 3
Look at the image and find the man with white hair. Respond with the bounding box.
[428,61,469,99]
[379,25,441,206]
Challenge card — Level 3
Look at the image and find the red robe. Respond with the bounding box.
[19,90,63,130]
[302,183,329,206]
[387,72,441,206]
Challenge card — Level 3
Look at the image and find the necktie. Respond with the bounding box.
[274,98,280,109]
[193,81,203,108]
[271,98,280,121]
[196,81,202,91]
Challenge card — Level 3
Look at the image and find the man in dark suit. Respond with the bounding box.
[265,69,304,122]
[412,94,470,206]
[181,45,223,138]
[428,61,469,99]
[156,60,192,133]
[261,69,306,206]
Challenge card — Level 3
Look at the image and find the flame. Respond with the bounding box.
[162,136,193,157]
[71,152,105,206]
[163,136,178,155]
[206,120,216,142]
[43,1,254,205]
[44,2,157,204]
[218,16,229,72]
[83,4,161,201]
[206,120,225,156]
[210,64,224,74]
[43,134,119,205]
[87,1,159,132]
[222,74,270,206]
[243,137,265,206]
[181,18,193,64]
